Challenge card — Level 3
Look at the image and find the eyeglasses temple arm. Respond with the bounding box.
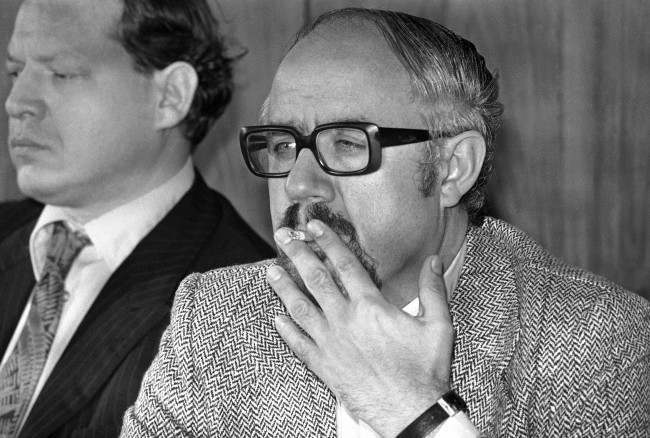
[377,127,454,147]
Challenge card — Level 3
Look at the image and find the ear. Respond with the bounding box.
[437,131,486,208]
[152,61,199,130]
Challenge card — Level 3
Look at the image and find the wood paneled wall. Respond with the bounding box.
[1,0,648,298]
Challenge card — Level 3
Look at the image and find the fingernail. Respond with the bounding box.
[267,265,283,281]
[430,255,443,275]
[274,228,293,245]
[307,220,324,237]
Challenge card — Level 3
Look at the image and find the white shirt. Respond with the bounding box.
[337,241,479,437]
[0,158,194,432]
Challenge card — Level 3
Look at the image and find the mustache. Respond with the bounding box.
[279,202,357,240]
[276,202,381,294]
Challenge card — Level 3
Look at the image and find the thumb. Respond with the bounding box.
[417,255,450,322]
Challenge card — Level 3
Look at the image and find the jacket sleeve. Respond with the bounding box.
[120,273,212,438]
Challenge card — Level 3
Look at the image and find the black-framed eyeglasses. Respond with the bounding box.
[239,122,453,177]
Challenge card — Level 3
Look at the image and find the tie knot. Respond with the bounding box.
[44,221,91,277]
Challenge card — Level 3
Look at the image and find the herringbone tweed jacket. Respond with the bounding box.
[122,218,650,437]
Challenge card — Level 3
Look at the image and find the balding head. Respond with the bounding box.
[265,17,422,134]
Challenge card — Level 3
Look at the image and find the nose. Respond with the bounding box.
[5,67,44,120]
[285,149,336,204]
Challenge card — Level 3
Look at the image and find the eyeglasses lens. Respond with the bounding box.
[247,131,296,174]
[316,128,370,172]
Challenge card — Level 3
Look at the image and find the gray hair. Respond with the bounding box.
[290,8,504,224]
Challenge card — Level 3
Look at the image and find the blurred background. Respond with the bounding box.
[1,0,648,299]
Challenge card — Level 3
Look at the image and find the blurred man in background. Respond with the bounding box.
[0,0,272,436]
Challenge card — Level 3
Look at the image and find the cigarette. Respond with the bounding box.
[289,230,314,242]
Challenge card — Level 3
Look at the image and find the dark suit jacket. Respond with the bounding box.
[0,174,274,438]
[122,218,649,437]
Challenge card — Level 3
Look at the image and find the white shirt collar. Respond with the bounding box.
[401,239,467,316]
[29,158,195,276]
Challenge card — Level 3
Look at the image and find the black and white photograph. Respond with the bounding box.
[0,0,648,436]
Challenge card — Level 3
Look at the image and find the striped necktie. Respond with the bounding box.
[0,221,90,437]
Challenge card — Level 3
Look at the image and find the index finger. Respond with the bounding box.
[306,219,379,301]
[274,227,348,314]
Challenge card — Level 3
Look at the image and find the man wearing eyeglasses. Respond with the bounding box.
[123,7,650,438]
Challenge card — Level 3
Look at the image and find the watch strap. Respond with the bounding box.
[396,390,468,438]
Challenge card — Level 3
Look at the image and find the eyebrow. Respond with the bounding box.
[6,51,86,65]
[329,116,371,124]
[266,116,372,133]
[265,118,311,134]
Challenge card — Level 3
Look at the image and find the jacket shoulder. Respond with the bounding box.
[477,217,649,340]
[121,260,275,437]
[122,259,334,436]
[171,260,277,337]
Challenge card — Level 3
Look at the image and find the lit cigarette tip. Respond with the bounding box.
[289,230,313,241]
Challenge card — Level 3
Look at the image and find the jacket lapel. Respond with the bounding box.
[0,221,36,355]
[449,221,520,431]
[21,176,223,437]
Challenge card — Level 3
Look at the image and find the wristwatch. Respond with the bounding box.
[396,390,468,438]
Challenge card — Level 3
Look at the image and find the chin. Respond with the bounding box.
[16,168,72,206]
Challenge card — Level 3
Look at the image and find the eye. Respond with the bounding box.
[266,132,296,158]
[52,71,78,80]
[333,138,366,153]
[270,141,296,156]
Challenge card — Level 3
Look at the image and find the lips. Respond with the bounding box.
[9,137,49,151]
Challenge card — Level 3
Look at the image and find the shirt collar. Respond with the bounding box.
[29,158,195,275]
[401,239,467,316]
